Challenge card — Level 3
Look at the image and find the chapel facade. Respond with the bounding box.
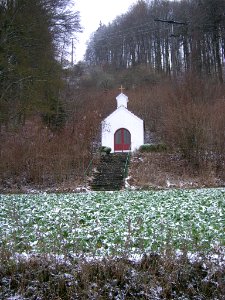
[101,88,144,152]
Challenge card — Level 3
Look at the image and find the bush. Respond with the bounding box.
[99,146,111,155]
[160,76,225,168]
[0,249,224,299]
[139,143,167,153]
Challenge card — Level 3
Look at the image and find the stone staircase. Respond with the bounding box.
[90,153,129,191]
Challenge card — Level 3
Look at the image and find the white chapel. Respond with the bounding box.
[101,87,144,152]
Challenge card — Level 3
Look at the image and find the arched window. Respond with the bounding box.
[114,128,131,151]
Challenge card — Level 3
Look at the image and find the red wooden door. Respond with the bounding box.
[114,128,131,151]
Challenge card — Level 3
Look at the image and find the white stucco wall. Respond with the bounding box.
[116,93,128,108]
[101,106,144,152]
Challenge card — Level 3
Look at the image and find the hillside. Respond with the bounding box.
[128,151,225,190]
[1,77,225,193]
[1,148,225,193]
[0,0,225,193]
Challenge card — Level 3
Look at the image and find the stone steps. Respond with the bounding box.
[90,153,129,191]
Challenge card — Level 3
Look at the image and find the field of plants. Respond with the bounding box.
[0,188,224,256]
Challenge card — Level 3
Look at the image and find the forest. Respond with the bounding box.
[0,0,225,190]
[86,0,225,82]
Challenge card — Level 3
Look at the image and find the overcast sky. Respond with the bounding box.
[74,0,137,62]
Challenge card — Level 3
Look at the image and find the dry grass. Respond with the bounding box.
[0,247,224,299]
[128,152,225,189]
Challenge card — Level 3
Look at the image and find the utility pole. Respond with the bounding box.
[71,38,74,66]
[154,19,187,76]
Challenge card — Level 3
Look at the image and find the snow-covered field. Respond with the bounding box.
[0,189,224,255]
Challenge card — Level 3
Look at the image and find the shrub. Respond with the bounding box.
[139,143,167,153]
[0,249,224,299]
[99,146,111,155]
[160,76,225,168]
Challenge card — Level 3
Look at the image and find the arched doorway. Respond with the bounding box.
[114,128,131,151]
